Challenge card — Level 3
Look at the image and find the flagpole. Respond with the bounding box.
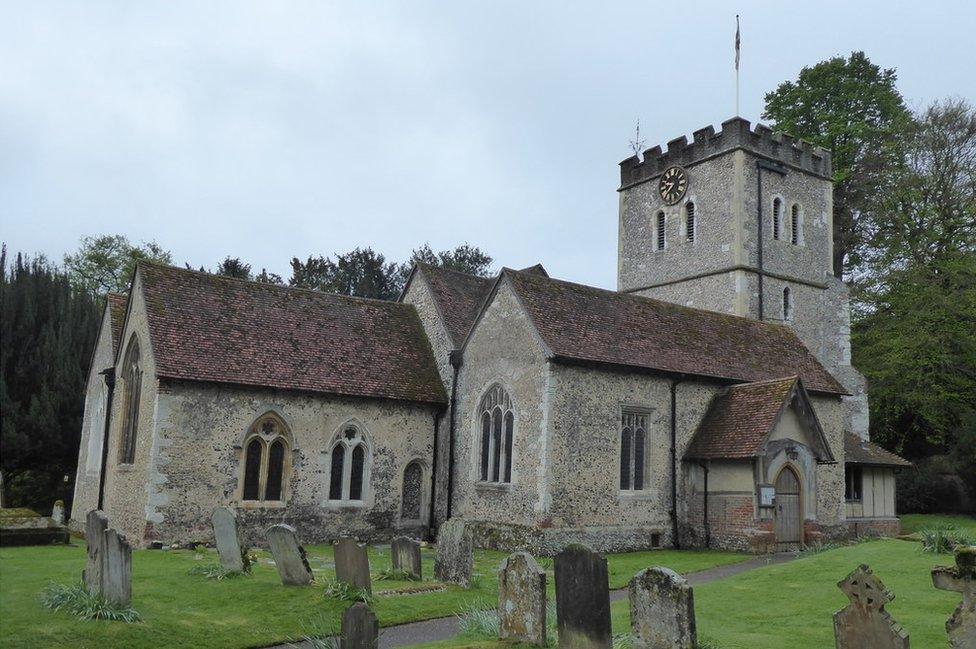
[735,15,740,117]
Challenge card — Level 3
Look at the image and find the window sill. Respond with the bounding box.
[322,500,367,510]
[239,500,287,509]
[618,489,658,502]
[475,481,514,493]
[845,499,863,504]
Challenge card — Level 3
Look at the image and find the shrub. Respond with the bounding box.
[897,460,963,513]
[41,582,142,622]
[919,524,976,553]
[187,562,248,581]
[321,580,373,604]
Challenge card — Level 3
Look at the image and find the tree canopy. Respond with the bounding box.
[63,235,172,295]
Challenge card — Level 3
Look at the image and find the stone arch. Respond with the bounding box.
[237,411,293,504]
[325,418,373,504]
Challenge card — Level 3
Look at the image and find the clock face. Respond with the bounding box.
[659,166,688,205]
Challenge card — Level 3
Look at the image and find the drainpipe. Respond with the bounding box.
[670,379,681,549]
[96,368,115,510]
[755,159,787,321]
[427,409,443,539]
[699,461,710,548]
[445,350,463,521]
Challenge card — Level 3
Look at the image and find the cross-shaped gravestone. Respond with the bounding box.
[833,564,909,649]
[931,546,975,649]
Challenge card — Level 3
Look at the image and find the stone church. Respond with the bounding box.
[71,117,910,553]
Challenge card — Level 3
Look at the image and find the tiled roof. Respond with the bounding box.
[684,377,801,460]
[415,264,494,347]
[504,270,847,395]
[106,293,129,356]
[844,432,912,468]
[137,263,447,405]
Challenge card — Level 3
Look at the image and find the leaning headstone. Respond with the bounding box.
[391,536,422,580]
[334,537,372,594]
[931,546,975,649]
[554,544,612,649]
[629,567,696,649]
[498,552,547,646]
[434,519,473,587]
[340,602,379,649]
[101,528,132,606]
[266,524,313,586]
[833,564,909,649]
[83,510,109,594]
[51,500,65,526]
[211,507,245,573]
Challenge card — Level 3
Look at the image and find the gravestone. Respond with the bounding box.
[434,519,472,587]
[101,528,132,606]
[266,524,313,586]
[211,507,246,573]
[391,536,422,580]
[83,510,109,594]
[334,537,372,594]
[931,546,975,649]
[51,500,65,525]
[340,602,379,649]
[498,552,547,646]
[629,567,696,649]
[833,564,909,649]
[554,544,612,649]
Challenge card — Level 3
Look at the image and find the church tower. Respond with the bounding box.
[617,117,868,437]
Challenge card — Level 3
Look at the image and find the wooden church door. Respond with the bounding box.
[773,466,802,550]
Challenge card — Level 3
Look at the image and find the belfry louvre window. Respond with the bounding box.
[478,384,514,484]
[791,204,800,245]
[240,413,291,503]
[656,211,666,250]
[620,410,648,491]
[119,336,142,464]
[783,286,793,321]
[773,198,782,240]
[685,202,696,243]
[328,423,370,502]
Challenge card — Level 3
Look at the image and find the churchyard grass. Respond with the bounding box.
[900,513,976,536]
[0,540,744,648]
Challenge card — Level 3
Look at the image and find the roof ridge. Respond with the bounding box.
[138,261,409,310]
[506,267,801,335]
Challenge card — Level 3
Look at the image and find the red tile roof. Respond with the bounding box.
[504,270,847,395]
[414,264,494,347]
[106,293,129,356]
[684,377,801,460]
[137,263,447,405]
[844,432,912,468]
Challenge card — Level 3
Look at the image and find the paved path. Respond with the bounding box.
[275,553,797,649]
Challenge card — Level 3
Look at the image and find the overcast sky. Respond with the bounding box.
[2,1,974,289]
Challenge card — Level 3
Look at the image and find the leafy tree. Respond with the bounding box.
[214,257,252,280]
[255,269,283,284]
[405,243,493,277]
[0,246,101,512]
[763,52,910,277]
[289,248,401,300]
[852,99,976,457]
[63,235,171,295]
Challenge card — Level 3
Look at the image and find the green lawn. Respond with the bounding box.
[0,541,745,648]
[899,513,976,536]
[423,536,964,649]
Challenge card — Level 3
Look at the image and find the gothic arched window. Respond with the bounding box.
[791,203,801,245]
[118,336,142,464]
[478,385,514,484]
[620,410,648,491]
[239,413,292,503]
[783,286,793,321]
[685,202,696,243]
[327,423,371,503]
[772,198,782,240]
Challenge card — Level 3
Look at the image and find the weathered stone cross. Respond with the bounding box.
[833,564,909,648]
[931,547,975,649]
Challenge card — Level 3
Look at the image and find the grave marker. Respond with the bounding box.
[391,536,422,580]
[340,602,379,649]
[931,546,975,649]
[334,537,372,594]
[554,544,611,649]
[498,552,547,646]
[434,519,472,587]
[629,566,696,649]
[266,524,313,586]
[211,507,246,573]
[833,564,909,649]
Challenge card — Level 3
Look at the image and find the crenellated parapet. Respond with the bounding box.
[619,117,832,188]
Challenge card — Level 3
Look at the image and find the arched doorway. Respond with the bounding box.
[774,466,802,550]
